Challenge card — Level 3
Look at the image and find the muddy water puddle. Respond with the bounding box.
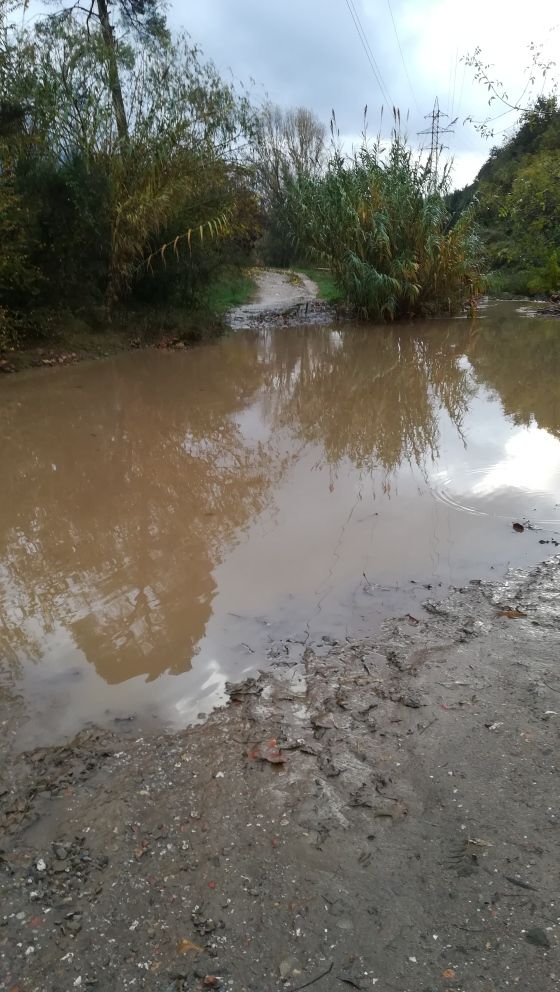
[1,301,560,747]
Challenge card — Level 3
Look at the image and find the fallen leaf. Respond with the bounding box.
[203,978,220,989]
[512,522,525,533]
[442,969,456,979]
[526,927,550,948]
[177,938,203,955]
[134,839,150,860]
[247,739,286,764]
[496,609,527,619]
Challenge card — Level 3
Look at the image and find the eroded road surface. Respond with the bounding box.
[1,559,559,992]
[226,268,334,329]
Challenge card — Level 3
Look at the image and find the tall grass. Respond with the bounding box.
[288,126,485,320]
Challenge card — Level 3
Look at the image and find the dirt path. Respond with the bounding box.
[1,558,559,991]
[250,269,319,308]
[226,268,335,330]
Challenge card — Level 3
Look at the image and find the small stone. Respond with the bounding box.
[279,958,301,980]
[36,859,47,872]
[526,928,550,948]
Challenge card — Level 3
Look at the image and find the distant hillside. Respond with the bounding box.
[448,97,560,294]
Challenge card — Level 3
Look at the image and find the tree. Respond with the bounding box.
[35,0,167,142]
[0,7,261,332]
[470,96,560,292]
[252,102,326,265]
[253,102,326,206]
[464,42,557,138]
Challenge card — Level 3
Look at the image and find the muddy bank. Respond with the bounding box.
[0,268,331,374]
[1,557,559,991]
[0,311,226,375]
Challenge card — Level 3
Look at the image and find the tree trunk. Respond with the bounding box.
[96,0,129,144]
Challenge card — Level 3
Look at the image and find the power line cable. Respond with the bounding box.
[386,0,420,113]
[343,0,392,107]
[346,0,391,105]
[350,0,392,103]
[349,0,393,106]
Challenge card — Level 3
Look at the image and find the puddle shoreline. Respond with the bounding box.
[1,300,560,748]
[1,555,559,989]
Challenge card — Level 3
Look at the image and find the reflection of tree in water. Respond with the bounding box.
[0,342,279,683]
[3,308,554,694]
[260,323,475,477]
[466,316,560,439]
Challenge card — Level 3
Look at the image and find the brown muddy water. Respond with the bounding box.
[1,300,559,748]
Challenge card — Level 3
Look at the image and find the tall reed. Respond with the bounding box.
[288,124,484,320]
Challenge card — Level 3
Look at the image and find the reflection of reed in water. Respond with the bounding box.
[2,308,556,692]
[260,322,475,478]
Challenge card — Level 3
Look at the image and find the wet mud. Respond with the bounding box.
[1,557,559,991]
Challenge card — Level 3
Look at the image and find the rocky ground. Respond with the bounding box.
[1,558,559,991]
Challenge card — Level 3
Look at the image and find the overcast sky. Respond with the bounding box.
[20,0,559,188]
[166,0,559,188]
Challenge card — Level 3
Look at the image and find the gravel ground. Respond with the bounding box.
[1,557,560,992]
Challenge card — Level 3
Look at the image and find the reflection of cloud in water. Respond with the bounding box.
[3,306,560,747]
[173,657,228,717]
[472,425,560,497]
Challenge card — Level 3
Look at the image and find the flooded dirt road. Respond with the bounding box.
[1,301,560,748]
[226,268,320,329]
[1,299,560,992]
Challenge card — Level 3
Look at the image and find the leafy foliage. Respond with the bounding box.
[0,5,260,346]
[252,102,326,266]
[449,96,560,295]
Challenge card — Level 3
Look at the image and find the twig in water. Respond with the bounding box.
[293,961,334,990]
[542,678,560,694]
[504,875,538,891]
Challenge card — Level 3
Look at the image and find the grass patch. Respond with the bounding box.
[204,268,257,314]
[292,266,343,304]
[486,269,534,296]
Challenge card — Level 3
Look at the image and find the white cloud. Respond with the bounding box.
[19,0,560,186]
